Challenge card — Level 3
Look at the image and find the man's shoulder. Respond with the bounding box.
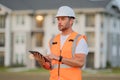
[53,34,61,38]
[77,34,87,42]
[50,34,60,42]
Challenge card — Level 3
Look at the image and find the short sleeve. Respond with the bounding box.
[75,38,89,55]
[46,46,51,54]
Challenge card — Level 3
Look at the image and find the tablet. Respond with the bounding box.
[29,50,50,63]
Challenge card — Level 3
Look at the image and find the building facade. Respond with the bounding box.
[0,0,120,69]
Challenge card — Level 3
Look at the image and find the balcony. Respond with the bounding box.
[85,27,95,32]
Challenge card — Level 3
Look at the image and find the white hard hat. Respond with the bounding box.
[56,6,75,18]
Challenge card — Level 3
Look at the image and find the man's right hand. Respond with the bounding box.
[32,52,45,64]
[32,52,52,70]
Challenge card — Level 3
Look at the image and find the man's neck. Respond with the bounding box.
[61,29,73,36]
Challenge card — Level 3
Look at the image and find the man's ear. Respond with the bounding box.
[70,18,74,25]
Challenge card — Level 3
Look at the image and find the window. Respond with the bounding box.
[21,35,25,44]
[112,46,117,57]
[52,14,56,24]
[15,53,18,64]
[86,52,94,68]
[101,14,104,29]
[35,32,44,47]
[35,15,44,28]
[0,33,5,47]
[15,34,25,44]
[0,52,4,66]
[86,32,95,47]
[75,14,79,24]
[112,34,116,44]
[16,14,25,25]
[0,16,5,28]
[119,19,120,31]
[86,14,95,27]
[119,47,120,56]
[15,35,19,44]
[113,18,116,29]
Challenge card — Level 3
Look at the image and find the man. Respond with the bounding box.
[33,6,89,80]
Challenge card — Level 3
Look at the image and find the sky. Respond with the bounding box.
[115,0,120,4]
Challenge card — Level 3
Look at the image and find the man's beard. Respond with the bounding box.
[58,22,70,31]
[58,26,69,31]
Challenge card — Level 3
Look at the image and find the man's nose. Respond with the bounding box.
[58,20,62,24]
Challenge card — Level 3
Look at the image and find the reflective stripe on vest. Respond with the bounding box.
[72,34,81,57]
[52,64,71,69]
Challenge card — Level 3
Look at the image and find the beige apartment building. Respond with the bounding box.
[0,0,120,69]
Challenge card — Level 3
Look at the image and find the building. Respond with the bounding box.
[0,0,120,69]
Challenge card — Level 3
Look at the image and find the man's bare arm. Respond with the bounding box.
[48,53,86,68]
[61,54,86,68]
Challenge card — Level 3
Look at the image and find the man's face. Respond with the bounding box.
[57,16,73,31]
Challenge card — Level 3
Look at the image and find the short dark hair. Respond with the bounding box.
[68,16,75,19]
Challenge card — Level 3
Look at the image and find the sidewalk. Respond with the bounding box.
[7,67,31,72]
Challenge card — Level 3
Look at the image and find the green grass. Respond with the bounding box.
[83,68,120,75]
[0,66,49,73]
[25,68,49,73]
[102,68,120,74]
[0,66,120,75]
[112,67,120,74]
[0,67,8,72]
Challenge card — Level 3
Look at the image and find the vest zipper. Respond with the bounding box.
[58,50,61,80]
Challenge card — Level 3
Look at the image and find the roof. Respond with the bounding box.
[0,0,111,10]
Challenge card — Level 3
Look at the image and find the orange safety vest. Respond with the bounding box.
[49,32,86,80]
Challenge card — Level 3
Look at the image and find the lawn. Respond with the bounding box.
[0,66,120,75]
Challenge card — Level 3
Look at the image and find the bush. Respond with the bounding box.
[11,63,25,67]
[106,61,111,68]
